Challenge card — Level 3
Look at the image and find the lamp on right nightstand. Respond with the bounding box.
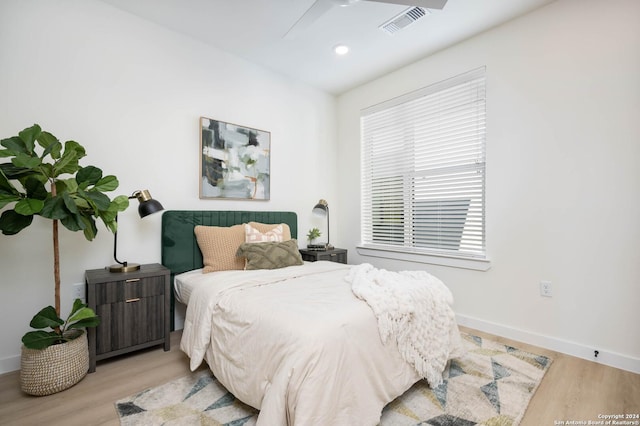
[312,199,333,250]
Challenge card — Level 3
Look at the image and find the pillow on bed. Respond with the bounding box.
[245,223,284,243]
[236,239,304,270]
[247,222,292,241]
[195,224,246,272]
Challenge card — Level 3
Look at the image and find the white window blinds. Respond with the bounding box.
[361,67,486,259]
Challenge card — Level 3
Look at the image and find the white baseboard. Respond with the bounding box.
[0,355,20,375]
[456,314,640,375]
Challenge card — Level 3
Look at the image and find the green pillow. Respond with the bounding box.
[236,239,304,270]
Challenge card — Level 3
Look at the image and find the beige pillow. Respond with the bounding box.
[195,224,245,273]
[248,222,291,241]
[236,239,303,270]
[245,223,284,243]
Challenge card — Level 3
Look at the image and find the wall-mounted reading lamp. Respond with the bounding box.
[108,190,164,273]
[312,199,333,250]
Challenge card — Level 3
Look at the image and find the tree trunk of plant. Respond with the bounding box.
[51,182,60,317]
[53,218,60,316]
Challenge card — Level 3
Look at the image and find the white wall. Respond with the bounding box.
[0,0,337,373]
[337,0,640,371]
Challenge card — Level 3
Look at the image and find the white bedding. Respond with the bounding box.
[178,261,459,426]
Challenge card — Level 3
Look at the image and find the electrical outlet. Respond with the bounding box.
[540,280,552,297]
[72,283,86,303]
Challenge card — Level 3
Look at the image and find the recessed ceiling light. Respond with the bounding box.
[335,0,360,7]
[334,44,349,55]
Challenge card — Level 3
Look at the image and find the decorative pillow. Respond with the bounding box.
[245,223,284,243]
[236,239,303,270]
[194,224,246,273]
[247,222,292,241]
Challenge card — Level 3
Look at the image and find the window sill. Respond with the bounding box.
[355,245,491,271]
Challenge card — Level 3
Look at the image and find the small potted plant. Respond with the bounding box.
[0,124,129,395]
[306,227,322,248]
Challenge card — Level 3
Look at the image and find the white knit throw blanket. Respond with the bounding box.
[346,263,462,387]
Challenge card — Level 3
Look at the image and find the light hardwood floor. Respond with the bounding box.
[0,327,638,425]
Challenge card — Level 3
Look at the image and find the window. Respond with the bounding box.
[360,67,486,266]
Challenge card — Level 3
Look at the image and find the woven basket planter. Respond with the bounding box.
[20,330,89,396]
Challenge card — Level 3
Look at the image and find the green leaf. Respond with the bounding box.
[81,216,98,241]
[64,140,86,160]
[18,124,41,154]
[82,190,111,212]
[73,195,90,210]
[1,136,27,155]
[37,131,62,159]
[98,210,116,227]
[24,176,47,200]
[39,163,54,179]
[0,210,33,235]
[52,141,85,177]
[62,191,78,214]
[11,153,41,169]
[69,298,85,316]
[67,316,100,330]
[94,175,118,192]
[112,194,130,211]
[77,166,102,187]
[100,195,129,225]
[67,303,99,325]
[52,151,79,177]
[60,177,78,193]
[0,162,31,180]
[60,212,84,232]
[22,330,62,350]
[0,149,14,157]
[0,193,21,210]
[0,168,19,194]
[29,305,64,330]
[40,196,68,220]
[105,218,118,233]
[14,198,44,215]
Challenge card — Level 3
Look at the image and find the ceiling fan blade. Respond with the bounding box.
[363,0,448,9]
[284,0,336,40]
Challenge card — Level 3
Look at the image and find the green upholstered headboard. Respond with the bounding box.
[161,210,298,328]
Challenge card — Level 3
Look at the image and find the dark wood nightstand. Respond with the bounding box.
[299,248,347,264]
[85,263,170,373]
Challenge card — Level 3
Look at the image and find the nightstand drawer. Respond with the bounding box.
[299,248,347,264]
[315,251,347,263]
[94,276,165,304]
[96,294,165,355]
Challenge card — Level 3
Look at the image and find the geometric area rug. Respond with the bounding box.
[115,333,552,426]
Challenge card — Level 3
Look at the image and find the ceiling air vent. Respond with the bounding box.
[379,7,429,35]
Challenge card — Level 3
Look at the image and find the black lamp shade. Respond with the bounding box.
[134,189,164,218]
[313,199,328,215]
[138,199,164,218]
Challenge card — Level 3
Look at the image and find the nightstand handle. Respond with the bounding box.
[125,278,140,283]
[126,298,140,303]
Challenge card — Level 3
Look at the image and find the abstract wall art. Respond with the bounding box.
[199,117,270,200]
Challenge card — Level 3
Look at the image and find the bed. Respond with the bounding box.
[161,210,460,426]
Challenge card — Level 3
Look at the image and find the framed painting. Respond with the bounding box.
[199,116,271,200]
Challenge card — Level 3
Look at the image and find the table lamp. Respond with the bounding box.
[109,190,164,272]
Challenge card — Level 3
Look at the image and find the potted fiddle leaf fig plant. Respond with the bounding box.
[0,124,129,395]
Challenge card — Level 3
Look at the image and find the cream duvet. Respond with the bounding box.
[179,261,459,426]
